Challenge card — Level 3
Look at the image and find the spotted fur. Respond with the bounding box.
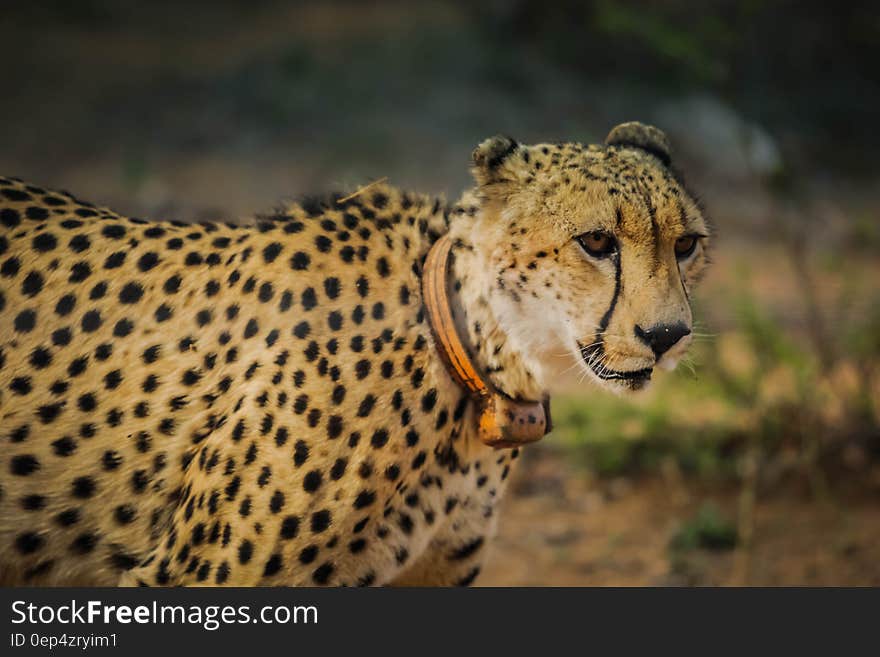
[0,122,709,586]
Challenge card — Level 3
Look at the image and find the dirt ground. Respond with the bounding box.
[479,446,880,586]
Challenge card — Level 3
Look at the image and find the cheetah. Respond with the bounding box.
[0,122,710,586]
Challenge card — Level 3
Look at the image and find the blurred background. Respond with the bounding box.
[2,0,878,585]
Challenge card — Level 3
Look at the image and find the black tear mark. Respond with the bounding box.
[598,252,622,334]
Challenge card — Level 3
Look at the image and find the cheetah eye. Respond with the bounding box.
[576,231,617,258]
[674,235,699,260]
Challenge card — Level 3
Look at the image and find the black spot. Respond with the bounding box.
[137,252,159,271]
[113,319,134,337]
[421,389,438,412]
[77,392,97,412]
[80,309,102,332]
[1,207,21,227]
[315,235,332,252]
[310,509,331,533]
[10,425,30,443]
[38,402,65,423]
[10,376,32,395]
[290,251,310,270]
[312,562,334,585]
[1,256,24,281]
[15,532,44,554]
[114,505,136,525]
[68,261,92,283]
[450,537,485,561]
[71,476,96,498]
[104,369,123,389]
[323,277,341,298]
[269,490,285,514]
[57,508,82,526]
[163,275,182,294]
[11,454,40,476]
[357,395,376,417]
[355,359,371,380]
[279,290,293,311]
[69,234,90,252]
[155,304,173,322]
[330,458,348,480]
[258,282,274,302]
[353,490,376,508]
[263,554,282,577]
[102,225,126,240]
[14,309,37,332]
[102,450,123,471]
[103,251,126,269]
[456,567,481,587]
[263,242,283,263]
[70,532,98,554]
[131,470,149,494]
[301,287,317,310]
[398,513,414,535]
[280,516,300,540]
[238,540,254,564]
[21,271,44,297]
[327,415,344,439]
[370,429,389,449]
[303,470,322,493]
[20,494,45,511]
[32,232,58,252]
[119,282,144,304]
[293,440,309,467]
[293,321,310,339]
[356,275,369,297]
[89,281,108,300]
[299,545,318,564]
[327,311,343,331]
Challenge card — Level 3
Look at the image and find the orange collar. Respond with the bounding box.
[422,234,550,449]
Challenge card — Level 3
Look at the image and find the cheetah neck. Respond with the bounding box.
[444,194,546,403]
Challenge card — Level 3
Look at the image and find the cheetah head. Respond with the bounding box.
[457,122,710,394]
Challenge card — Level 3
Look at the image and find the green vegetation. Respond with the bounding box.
[670,503,738,552]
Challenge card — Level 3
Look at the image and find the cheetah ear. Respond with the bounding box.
[471,135,522,190]
[605,122,671,166]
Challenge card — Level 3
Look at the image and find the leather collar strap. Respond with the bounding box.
[422,234,550,449]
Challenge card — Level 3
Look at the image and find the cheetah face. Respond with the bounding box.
[467,123,710,393]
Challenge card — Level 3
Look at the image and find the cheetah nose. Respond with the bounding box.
[634,322,691,357]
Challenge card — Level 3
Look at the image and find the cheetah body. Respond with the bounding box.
[0,123,709,586]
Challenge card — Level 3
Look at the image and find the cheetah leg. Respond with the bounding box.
[120,404,277,587]
[390,501,495,587]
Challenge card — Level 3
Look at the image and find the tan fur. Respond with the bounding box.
[0,123,708,586]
